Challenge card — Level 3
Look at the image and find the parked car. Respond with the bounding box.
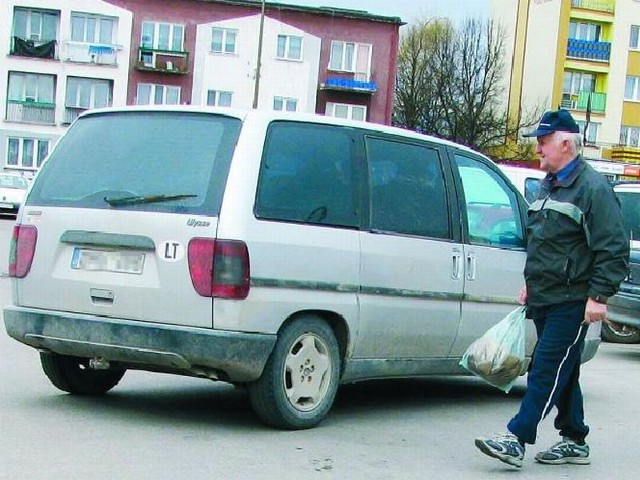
[0,172,29,217]
[500,167,640,344]
[603,182,640,343]
[498,165,545,203]
[3,106,601,430]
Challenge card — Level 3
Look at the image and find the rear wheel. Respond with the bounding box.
[601,321,640,344]
[248,316,340,429]
[40,352,125,395]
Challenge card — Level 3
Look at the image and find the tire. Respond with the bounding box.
[40,352,125,395]
[601,321,640,344]
[248,316,341,430]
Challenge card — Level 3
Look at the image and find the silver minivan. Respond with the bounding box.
[3,106,599,429]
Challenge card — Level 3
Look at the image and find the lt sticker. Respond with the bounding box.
[158,241,185,262]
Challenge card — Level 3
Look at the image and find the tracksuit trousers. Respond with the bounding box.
[507,300,590,445]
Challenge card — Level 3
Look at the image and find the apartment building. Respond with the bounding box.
[494,0,640,176]
[1,0,133,178]
[2,0,402,176]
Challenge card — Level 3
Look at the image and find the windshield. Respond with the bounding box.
[27,111,241,215]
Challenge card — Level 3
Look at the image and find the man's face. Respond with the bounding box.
[535,132,569,173]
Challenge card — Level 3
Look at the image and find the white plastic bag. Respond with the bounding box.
[459,306,527,393]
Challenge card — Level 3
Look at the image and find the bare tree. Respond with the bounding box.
[394,17,541,161]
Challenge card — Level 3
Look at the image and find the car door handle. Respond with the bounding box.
[466,253,477,281]
[452,250,462,280]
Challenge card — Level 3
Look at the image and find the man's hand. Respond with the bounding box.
[584,297,607,324]
[517,285,527,305]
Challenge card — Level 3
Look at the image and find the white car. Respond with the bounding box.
[0,172,29,217]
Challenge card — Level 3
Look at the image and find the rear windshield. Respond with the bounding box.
[27,111,241,215]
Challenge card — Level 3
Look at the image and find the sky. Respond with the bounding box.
[273,0,490,25]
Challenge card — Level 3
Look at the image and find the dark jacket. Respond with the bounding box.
[524,157,629,307]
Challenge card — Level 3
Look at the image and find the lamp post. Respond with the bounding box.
[252,0,266,109]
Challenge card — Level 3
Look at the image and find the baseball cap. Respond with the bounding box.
[522,109,580,138]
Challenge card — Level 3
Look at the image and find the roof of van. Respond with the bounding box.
[77,105,483,158]
[498,165,546,178]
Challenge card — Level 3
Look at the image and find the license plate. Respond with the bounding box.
[71,248,145,274]
[0,203,13,209]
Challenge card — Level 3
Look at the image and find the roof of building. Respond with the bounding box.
[192,0,405,24]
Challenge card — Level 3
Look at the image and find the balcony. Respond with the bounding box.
[561,91,606,113]
[321,76,377,94]
[63,106,87,125]
[567,38,611,62]
[136,47,189,74]
[6,100,55,125]
[10,36,57,60]
[571,0,615,14]
[63,41,119,66]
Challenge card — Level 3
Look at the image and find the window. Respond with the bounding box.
[329,41,372,80]
[12,8,57,42]
[631,25,640,49]
[625,76,640,101]
[255,122,358,227]
[569,21,601,41]
[66,77,112,109]
[576,120,600,144]
[136,84,180,105]
[563,71,595,95]
[273,97,297,112]
[367,138,449,239]
[276,35,302,60]
[141,22,184,51]
[211,28,237,53]
[8,72,55,104]
[456,154,524,248]
[620,126,640,147]
[7,137,49,169]
[71,13,114,44]
[207,90,232,107]
[325,102,366,121]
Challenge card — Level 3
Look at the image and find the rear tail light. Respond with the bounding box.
[9,225,38,278]
[188,238,250,299]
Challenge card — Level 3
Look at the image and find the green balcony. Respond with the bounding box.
[576,91,606,113]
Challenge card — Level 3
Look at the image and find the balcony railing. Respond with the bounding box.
[136,47,189,74]
[322,77,377,94]
[561,91,606,113]
[567,38,611,62]
[63,106,87,125]
[62,41,119,66]
[10,36,57,60]
[571,0,615,13]
[6,100,55,124]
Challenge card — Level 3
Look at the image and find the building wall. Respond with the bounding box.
[493,0,640,164]
[105,0,400,124]
[192,15,321,111]
[1,0,132,176]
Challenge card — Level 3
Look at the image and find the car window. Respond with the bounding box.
[365,137,450,239]
[27,111,241,215]
[455,154,525,248]
[616,190,640,242]
[524,177,541,203]
[255,121,359,227]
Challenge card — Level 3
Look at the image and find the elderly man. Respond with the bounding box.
[475,109,629,468]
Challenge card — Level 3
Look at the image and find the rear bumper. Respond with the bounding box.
[607,290,640,329]
[3,305,277,382]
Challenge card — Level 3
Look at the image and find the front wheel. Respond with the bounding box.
[40,352,126,395]
[601,321,640,344]
[248,316,341,429]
